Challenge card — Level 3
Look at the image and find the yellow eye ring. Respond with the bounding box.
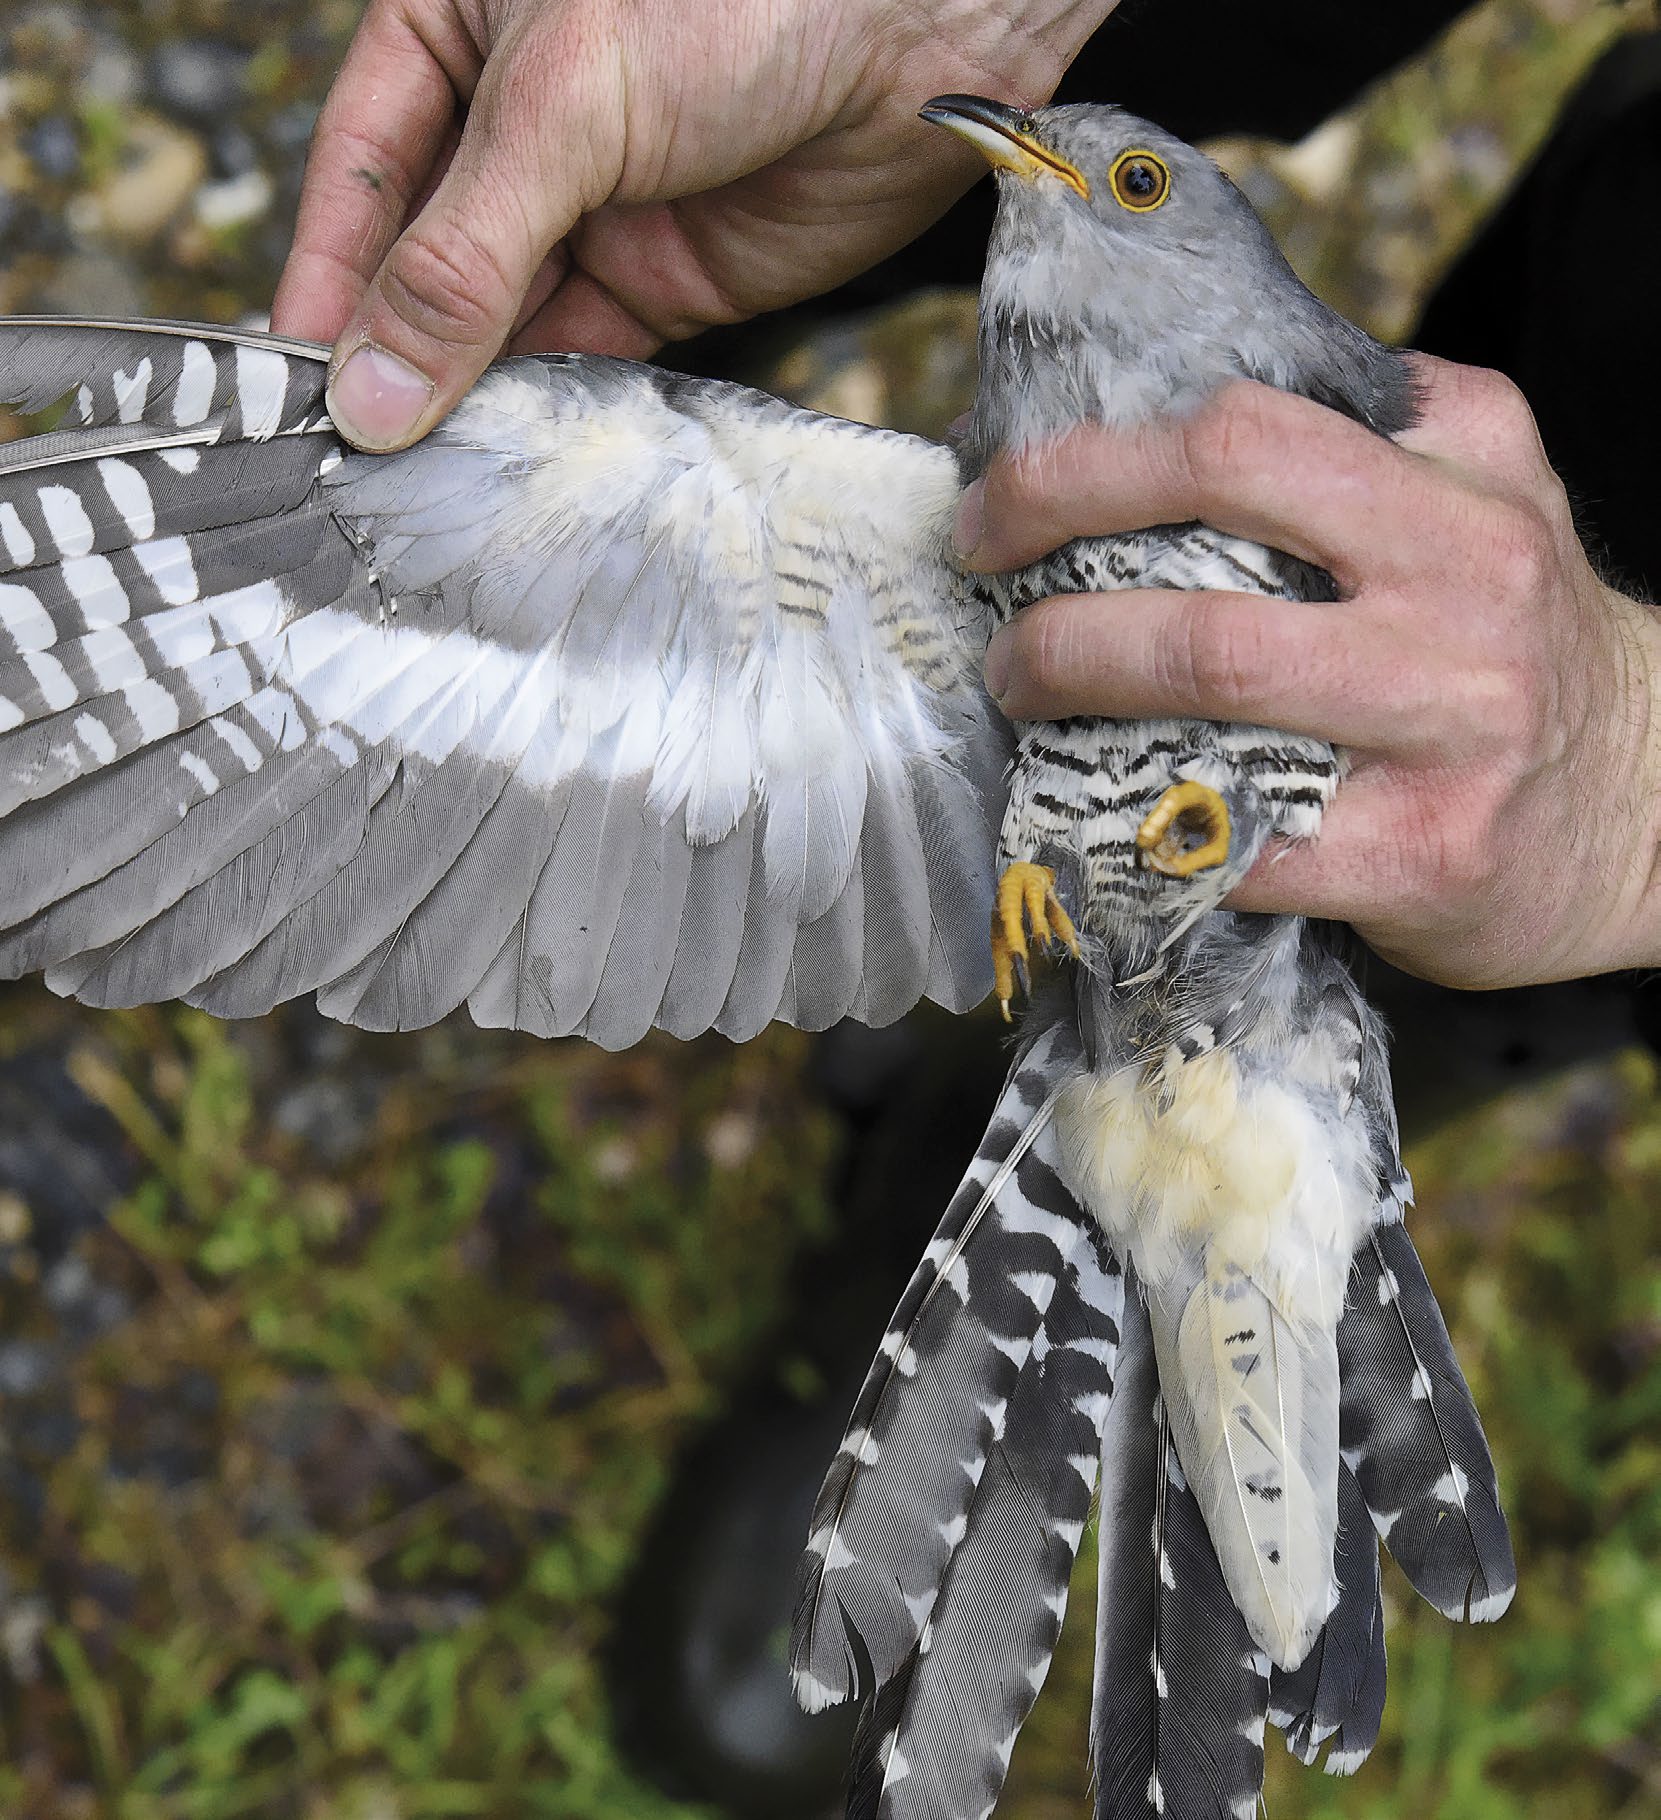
[1109,149,1171,211]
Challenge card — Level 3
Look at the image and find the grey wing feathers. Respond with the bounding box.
[1092,1288,1270,1820]
[1340,1219,1516,1624]
[0,317,1009,1043]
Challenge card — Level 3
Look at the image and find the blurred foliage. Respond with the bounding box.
[0,989,829,1818]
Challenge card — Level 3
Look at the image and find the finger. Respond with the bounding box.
[506,250,569,343]
[957,381,1427,588]
[1224,764,1502,987]
[507,269,664,359]
[1395,352,1550,485]
[983,587,1437,749]
[1221,777,1402,923]
[270,1,467,344]
[326,26,625,450]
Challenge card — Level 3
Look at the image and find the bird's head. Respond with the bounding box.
[920,95,1415,469]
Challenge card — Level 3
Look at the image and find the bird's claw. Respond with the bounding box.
[1136,781,1232,878]
[991,861,1080,1021]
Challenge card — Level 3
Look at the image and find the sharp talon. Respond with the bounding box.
[990,861,1078,1013]
[1136,781,1231,878]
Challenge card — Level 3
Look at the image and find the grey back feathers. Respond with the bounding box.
[0,317,1010,1043]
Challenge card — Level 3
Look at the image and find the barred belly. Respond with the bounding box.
[977,523,1343,952]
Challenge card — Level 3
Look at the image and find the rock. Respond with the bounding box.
[83,36,142,108]
[31,247,143,317]
[195,164,273,231]
[22,114,79,181]
[73,110,206,245]
[147,41,248,123]
[212,122,259,177]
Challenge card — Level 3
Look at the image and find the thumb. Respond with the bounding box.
[326,51,616,450]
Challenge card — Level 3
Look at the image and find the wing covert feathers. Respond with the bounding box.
[0,318,1010,1040]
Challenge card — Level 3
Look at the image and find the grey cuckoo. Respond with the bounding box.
[0,97,1513,1819]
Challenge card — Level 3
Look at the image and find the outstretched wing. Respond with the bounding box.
[0,318,1010,1045]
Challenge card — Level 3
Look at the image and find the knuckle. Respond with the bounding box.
[1481,496,1556,603]
[1459,364,1539,444]
[1022,601,1086,698]
[379,209,521,349]
[1474,653,1553,750]
[1179,382,1286,497]
[1177,607,1263,716]
[1412,798,1492,902]
[1440,363,1551,476]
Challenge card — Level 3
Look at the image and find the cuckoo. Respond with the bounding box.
[0,96,1513,1820]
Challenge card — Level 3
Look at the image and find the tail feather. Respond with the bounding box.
[846,1201,1124,1819]
[791,1018,1121,1712]
[1340,1221,1515,1623]
[1149,1256,1338,1670]
[1093,1288,1269,1820]
[1268,1463,1386,1775]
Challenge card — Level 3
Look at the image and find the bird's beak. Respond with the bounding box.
[918,94,1089,200]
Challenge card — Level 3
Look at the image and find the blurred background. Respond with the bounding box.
[1,1,1660,1816]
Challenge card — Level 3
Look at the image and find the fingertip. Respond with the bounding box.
[326,339,439,452]
[982,624,1013,701]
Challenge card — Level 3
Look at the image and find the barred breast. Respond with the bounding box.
[975,522,1342,954]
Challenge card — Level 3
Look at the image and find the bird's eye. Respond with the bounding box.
[1015,112,1039,137]
[1109,150,1171,211]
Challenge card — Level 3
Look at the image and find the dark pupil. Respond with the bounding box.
[1122,160,1159,199]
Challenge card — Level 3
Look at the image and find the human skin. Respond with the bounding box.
[269,0,1114,449]
[956,357,1661,990]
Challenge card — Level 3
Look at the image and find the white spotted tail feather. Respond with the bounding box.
[1267,1463,1387,1776]
[1092,1288,1271,1820]
[792,1017,1125,1820]
[0,317,1012,1046]
[1339,1219,1516,1624]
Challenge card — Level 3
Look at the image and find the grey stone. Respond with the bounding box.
[147,41,248,121]
[23,116,80,181]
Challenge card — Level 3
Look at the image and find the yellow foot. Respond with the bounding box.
[991,861,1080,1022]
[1136,781,1232,878]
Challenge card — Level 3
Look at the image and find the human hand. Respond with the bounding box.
[270,0,1111,451]
[956,356,1661,989]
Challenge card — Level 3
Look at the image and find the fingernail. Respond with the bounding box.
[983,627,1012,701]
[952,479,985,562]
[327,342,435,451]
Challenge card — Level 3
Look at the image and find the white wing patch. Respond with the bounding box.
[0,330,1008,1041]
